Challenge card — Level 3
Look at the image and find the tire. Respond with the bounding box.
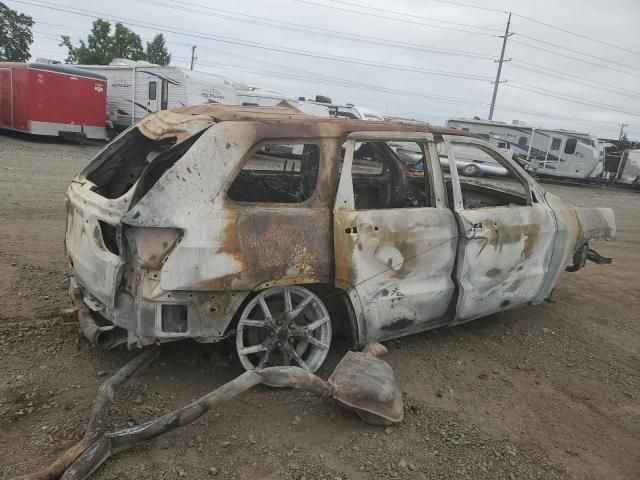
[462,164,481,177]
[235,285,332,372]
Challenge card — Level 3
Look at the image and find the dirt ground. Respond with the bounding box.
[1,132,638,480]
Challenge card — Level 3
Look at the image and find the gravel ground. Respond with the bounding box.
[1,131,639,480]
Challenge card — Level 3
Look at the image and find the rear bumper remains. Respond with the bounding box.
[69,278,127,349]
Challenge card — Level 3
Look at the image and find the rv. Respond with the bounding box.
[234,86,330,117]
[234,84,294,106]
[446,118,603,180]
[329,103,385,121]
[296,97,384,121]
[74,60,237,133]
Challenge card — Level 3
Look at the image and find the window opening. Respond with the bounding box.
[228,143,321,203]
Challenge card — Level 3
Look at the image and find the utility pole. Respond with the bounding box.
[190,45,197,70]
[488,12,513,121]
[618,123,629,141]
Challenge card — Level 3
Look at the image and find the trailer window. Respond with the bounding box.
[227,143,321,203]
[564,138,577,154]
[518,136,527,146]
[148,81,157,100]
[551,138,561,151]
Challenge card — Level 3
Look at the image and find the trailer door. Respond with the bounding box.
[160,80,168,110]
[0,68,12,127]
[147,80,158,112]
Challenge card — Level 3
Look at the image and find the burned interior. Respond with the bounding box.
[227,143,320,203]
[348,141,432,209]
[82,129,177,199]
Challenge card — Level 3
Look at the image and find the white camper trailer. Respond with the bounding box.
[233,86,330,117]
[234,85,294,106]
[74,60,237,132]
[446,118,603,180]
[329,103,385,121]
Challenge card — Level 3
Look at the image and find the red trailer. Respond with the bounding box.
[0,62,107,140]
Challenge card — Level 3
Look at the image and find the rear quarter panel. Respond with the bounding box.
[122,121,340,292]
[535,192,615,302]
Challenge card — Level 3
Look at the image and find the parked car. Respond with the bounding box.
[390,141,508,177]
[65,105,615,373]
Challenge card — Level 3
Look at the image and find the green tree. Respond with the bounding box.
[111,23,146,61]
[61,19,112,64]
[0,2,34,62]
[146,33,171,66]
[61,20,147,64]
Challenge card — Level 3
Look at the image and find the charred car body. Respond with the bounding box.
[65,105,615,372]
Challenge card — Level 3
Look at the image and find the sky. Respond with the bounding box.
[8,0,640,139]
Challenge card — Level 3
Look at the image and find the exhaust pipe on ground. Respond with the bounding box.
[80,315,127,350]
[69,280,128,350]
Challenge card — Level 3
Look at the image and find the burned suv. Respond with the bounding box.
[65,105,615,372]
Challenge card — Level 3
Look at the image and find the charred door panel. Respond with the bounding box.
[443,135,558,323]
[334,133,458,343]
[230,207,333,289]
[453,205,556,322]
[335,208,458,341]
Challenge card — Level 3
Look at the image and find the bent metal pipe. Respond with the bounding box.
[11,343,402,480]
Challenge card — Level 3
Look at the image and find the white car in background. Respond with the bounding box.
[391,141,508,177]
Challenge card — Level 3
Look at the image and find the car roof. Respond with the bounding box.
[170,104,463,137]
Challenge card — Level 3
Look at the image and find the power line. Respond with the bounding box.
[38,0,636,102]
[510,59,640,100]
[432,0,508,14]
[299,0,640,69]
[291,0,498,37]
[514,33,640,72]
[193,46,629,132]
[35,30,631,134]
[18,0,637,134]
[199,58,489,107]
[12,0,495,84]
[432,0,640,58]
[36,21,194,47]
[133,0,495,60]
[291,0,640,77]
[512,12,640,57]
[296,0,503,32]
[510,39,640,79]
[506,82,640,117]
[220,60,632,133]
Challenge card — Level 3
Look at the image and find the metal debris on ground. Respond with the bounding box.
[11,343,402,480]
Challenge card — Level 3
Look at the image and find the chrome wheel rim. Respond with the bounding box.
[236,285,332,373]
